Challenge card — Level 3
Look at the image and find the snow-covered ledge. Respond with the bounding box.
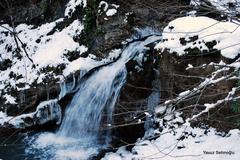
[0,99,61,129]
[155,16,240,59]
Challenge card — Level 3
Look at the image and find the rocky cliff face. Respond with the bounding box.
[0,0,67,25]
[0,0,239,141]
[0,0,189,123]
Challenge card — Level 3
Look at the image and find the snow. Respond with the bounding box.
[155,16,240,59]
[98,1,119,17]
[0,6,124,104]
[229,62,240,69]
[103,125,240,160]
[0,99,61,128]
[186,64,194,70]
[179,90,191,97]
[63,55,101,76]
[106,9,117,16]
[123,12,134,23]
[112,4,120,9]
[155,105,166,114]
[32,20,85,67]
[1,1,240,159]
[0,111,10,125]
[98,1,109,13]
[164,100,171,104]
[0,3,92,100]
[0,18,91,101]
[65,0,87,17]
[3,94,17,104]
[55,148,98,160]
[0,111,23,127]
[186,10,197,17]
[108,49,121,59]
[0,19,85,90]
[122,15,240,159]
[63,49,121,76]
[189,102,218,121]
[0,47,122,126]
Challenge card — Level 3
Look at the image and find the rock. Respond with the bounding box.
[0,0,237,136]
[0,0,67,25]
[5,82,61,116]
[1,99,61,129]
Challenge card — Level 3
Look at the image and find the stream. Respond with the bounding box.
[0,30,161,160]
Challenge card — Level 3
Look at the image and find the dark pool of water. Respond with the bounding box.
[0,132,35,160]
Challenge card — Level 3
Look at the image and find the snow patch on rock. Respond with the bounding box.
[155,16,240,59]
[0,19,86,91]
[98,1,119,18]
[106,9,117,16]
[0,99,61,128]
[65,0,87,17]
[3,94,17,104]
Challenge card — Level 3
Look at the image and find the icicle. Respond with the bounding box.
[34,99,62,125]
[20,90,26,104]
[144,68,161,137]
[71,73,76,90]
[46,84,50,100]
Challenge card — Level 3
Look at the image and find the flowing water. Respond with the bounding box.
[0,30,161,160]
[144,69,161,137]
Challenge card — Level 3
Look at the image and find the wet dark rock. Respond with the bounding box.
[0,0,68,25]
[111,42,161,146]
[1,99,61,131]
[0,0,238,139]
[4,82,61,116]
[80,0,195,58]
[0,59,12,71]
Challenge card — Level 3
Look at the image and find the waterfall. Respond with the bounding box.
[144,69,161,137]
[57,34,161,145]
[57,64,127,144]
[27,30,162,160]
[58,70,86,100]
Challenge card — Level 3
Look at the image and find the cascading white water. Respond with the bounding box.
[26,30,162,160]
[57,62,127,144]
[57,34,161,144]
[58,70,86,99]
